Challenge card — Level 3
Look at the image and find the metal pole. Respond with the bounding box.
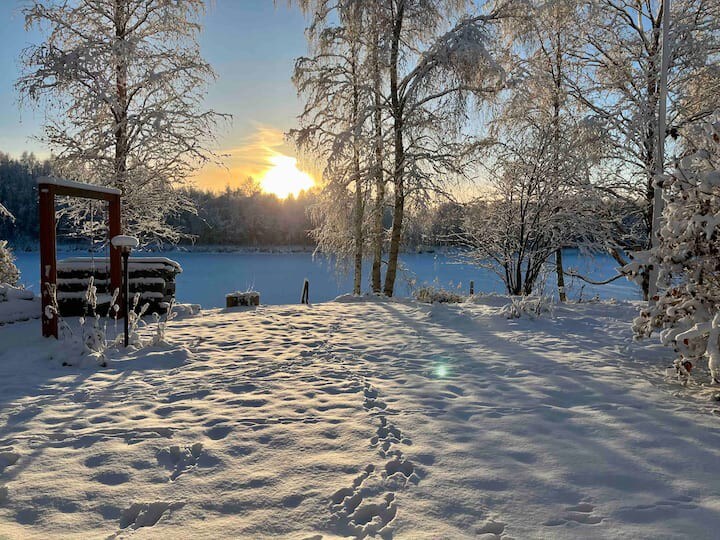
[123,251,130,347]
[648,0,671,302]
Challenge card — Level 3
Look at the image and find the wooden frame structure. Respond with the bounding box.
[38,177,122,338]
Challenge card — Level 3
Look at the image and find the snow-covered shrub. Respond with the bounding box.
[0,241,19,286]
[415,285,465,304]
[126,293,150,348]
[631,119,720,382]
[77,279,120,365]
[152,300,177,345]
[0,283,33,305]
[501,295,553,319]
[172,303,201,317]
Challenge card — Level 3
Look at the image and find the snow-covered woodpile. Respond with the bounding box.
[56,257,182,316]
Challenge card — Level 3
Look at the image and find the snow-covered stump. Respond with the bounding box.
[226,291,260,308]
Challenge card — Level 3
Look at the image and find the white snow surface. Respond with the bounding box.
[111,235,140,249]
[58,257,183,273]
[1,296,720,539]
[0,285,40,325]
[36,176,121,196]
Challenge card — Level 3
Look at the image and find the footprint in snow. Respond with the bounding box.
[205,424,233,440]
[118,501,184,530]
[544,502,603,527]
[331,466,397,539]
[476,518,506,539]
[615,496,697,524]
[156,442,219,481]
[92,470,131,486]
[0,448,20,473]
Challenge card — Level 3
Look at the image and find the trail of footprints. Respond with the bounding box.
[330,381,421,538]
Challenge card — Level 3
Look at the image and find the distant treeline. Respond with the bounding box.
[0,154,320,247]
[0,152,51,245]
[172,179,317,247]
[0,152,632,251]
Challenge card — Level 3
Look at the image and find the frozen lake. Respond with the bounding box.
[14,249,640,308]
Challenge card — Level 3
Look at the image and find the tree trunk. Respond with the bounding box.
[370,20,385,294]
[639,36,662,301]
[114,0,129,194]
[555,248,567,302]
[384,180,404,297]
[551,25,566,303]
[352,149,363,295]
[383,0,405,298]
[353,173,363,295]
[351,37,363,296]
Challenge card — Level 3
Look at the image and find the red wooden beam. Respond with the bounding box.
[39,184,58,338]
[109,195,122,310]
[37,177,124,338]
[39,177,121,202]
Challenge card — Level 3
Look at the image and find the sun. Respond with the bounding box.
[259,155,315,198]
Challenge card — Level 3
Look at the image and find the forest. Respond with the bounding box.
[0,152,462,249]
[0,152,313,248]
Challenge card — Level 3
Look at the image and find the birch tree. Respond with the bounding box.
[490,0,618,300]
[17,0,227,244]
[368,6,388,294]
[381,0,509,296]
[292,1,373,294]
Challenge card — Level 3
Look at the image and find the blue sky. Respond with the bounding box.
[0,0,310,191]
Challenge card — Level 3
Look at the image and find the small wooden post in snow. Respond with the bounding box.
[301,279,309,304]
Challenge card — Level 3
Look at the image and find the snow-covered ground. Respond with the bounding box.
[1,297,719,539]
[0,284,40,325]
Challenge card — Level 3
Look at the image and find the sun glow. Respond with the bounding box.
[260,155,315,198]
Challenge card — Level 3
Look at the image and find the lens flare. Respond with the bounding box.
[435,364,449,378]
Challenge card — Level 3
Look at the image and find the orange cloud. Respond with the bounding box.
[192,124,301,192]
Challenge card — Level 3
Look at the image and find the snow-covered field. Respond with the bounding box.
[1,297,719,539]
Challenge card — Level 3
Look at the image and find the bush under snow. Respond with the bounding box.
[0,240,19,286]
[631,119,720,383]
[414,285,466,304]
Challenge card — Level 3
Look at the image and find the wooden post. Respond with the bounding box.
[108,195,123,313]
[122,251,130,346]
[469,280,475,296]
[39,184,58,338]
[301,279,309,304]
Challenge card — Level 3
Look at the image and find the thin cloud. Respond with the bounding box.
[193,124,296,191]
